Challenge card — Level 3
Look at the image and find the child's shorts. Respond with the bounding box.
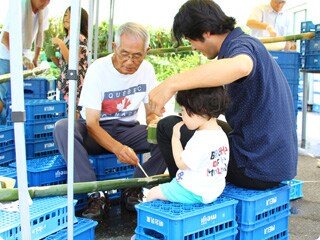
[160,178,204,204]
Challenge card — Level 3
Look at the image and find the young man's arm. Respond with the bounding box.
[149,54,253,116]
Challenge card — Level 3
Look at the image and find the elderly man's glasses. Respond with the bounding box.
[116,50,144,62]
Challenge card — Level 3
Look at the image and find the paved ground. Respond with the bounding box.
[90,111,320,240]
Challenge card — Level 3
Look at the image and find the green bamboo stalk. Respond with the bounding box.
[0,174,170,202]
[259,32,315,43]
[148,46,192,55]
[0,66,50,84]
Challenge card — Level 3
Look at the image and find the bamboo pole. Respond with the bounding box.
[97,32,315,58]
[0,174,171,202]
[259,32,315,43]
[0,66,49,84]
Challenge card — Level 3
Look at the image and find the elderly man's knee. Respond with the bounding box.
[54,118,68,137]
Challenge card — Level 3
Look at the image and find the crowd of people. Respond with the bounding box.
[1,0,297,221]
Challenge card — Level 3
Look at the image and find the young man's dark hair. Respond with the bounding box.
[172,0,236,45]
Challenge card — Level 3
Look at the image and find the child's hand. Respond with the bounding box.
[172,121,184,140]
[51,38,63,47]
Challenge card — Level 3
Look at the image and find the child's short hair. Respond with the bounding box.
[176,86,229,119]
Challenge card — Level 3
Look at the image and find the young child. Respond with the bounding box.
[146,86,230,204]
[50,6,88,118]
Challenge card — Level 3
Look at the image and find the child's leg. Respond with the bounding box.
[146,186,168,202]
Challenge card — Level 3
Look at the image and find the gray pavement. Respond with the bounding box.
[290,111,320,240]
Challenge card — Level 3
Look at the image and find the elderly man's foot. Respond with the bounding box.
[81,192,110,219]
[121,187,144,211]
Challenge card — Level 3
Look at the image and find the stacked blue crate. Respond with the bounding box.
[89,153,143,181]
[134,197,238,239]
[7,77,56,100]
[269,50,301,118]
[44,218,98,240]
[0,126,15,166]
[222,183,290,240]
[300,21,320,112]
[0,196,78,240]
[88,153,144,200]
[9,155,67,187]
[282,179,304,200]
[7,99,66,159]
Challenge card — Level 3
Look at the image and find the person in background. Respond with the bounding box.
[0,0,50,125]
[54,22,167,219]
[146,87,230,204]
[246,0,293,51]
[50,6,88,118]
[149,0,298,191]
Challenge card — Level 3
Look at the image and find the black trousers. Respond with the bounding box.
[157,115,280,190]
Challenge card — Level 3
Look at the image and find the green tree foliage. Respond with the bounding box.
[42,19,207,82]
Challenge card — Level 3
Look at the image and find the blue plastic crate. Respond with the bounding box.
[24,120,56,140]
[135,198,238,240]
[269,51,301,68]
[222,183,290,226]
[0,126,14,148]
[0,196,78,240]
[0,166,17,187]
[282,179,304,200]
[0,166,16,177]
[43,218,98,240]
[305,38,320,54]
[10,155,67,186]
[237,212,289,240]
[0,146,15,166]
[301,21,315,33]
[26,139,59,159]
[7,78,49,99]
[280,67,300,85]
[7,99,66,123]
[304,54,320,70]
[89,153,143,179]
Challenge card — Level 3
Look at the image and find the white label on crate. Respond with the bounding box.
[32,224,47,234]
[0,155,4,160]
[264,224,276,235]
[201,214,217,225]
[44,143,55,148]
[44,106,54,111]
[266,197,277,206]
[146,216,164,227]
[55,170,67,178]
[44,124,55,130]
[0,134,3,139]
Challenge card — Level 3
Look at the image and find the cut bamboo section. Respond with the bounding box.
[0,174,171,202]
[0,66,50,84]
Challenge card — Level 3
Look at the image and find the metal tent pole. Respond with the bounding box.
[88,0,94,66]
[9,0,31,239]
[67,0,81,238]
[94,0,99,60]
[107,0,115,53]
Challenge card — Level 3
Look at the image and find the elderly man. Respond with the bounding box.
[54,22,167,219]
